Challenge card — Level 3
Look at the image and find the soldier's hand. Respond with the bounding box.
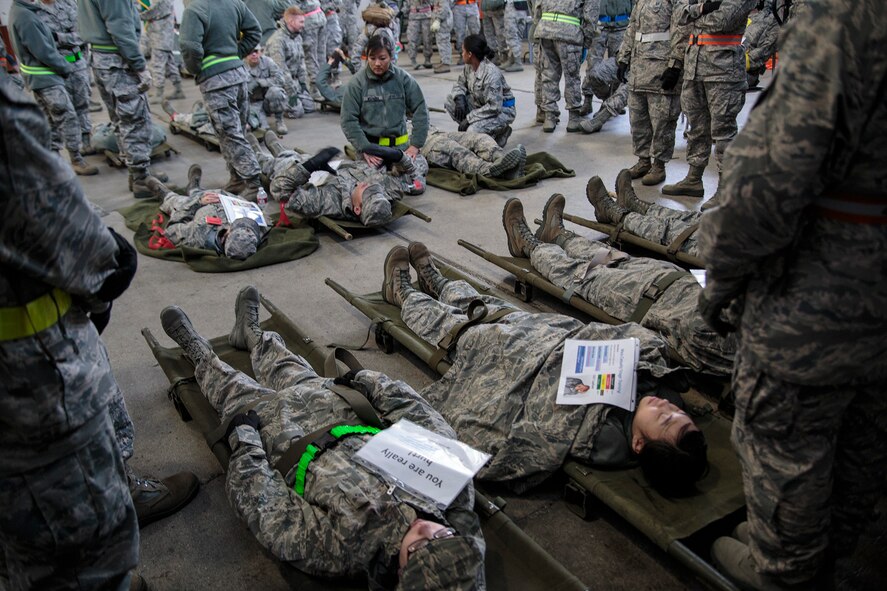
[136,69,153,93]
[458,119,470,132]
[333,369,360,388]
[701,1,722,14]
[227,410,261,437]
[96,228,138,302]
[660,67,682,91]
[616,62,629,84]
[431,19,441,33]
[698,290,738,337]
[453,95,468,123]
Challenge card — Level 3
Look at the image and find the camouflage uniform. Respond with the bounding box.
[322,1,345,60]
[244,0,294,44]
[530,1,546,113]
[407,0,435,65]
[502,1,527,61]
[37,0,92,143]
[529,236,734,375]
[266,20,316,118]
[194,332,485,585]
[583,57,628,120]
[351,21,400,70]
[0,79,138,590]
[339,0,362,49]
[169,100,217,136]
[79,0,154,172]
[433,0,454,66]
[423,127,506,175]
[139,0,182,92]
[581,0,631,99]
[742,0,778,88]
[247,55,288,129]
[294,0,328,95]
[480,3,505,54]
[444,59,516,145]
[618,0,687,163]
[533,0,600,117]
[621,204,701,257]
[159,188,251,251]
[698,0,887,584]
[453,0,481,54]
[678,0,756,172]
[402,280,682,491]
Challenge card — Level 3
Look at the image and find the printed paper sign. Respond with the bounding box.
[354,420,490,509]
[218,193,268,227]
[556,338,639,411]
[691,269,706,287]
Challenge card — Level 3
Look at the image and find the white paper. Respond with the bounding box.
[307,159,343,187]
[691,269,706,287]
[218,193,268,227]
[354,420,490,509]
[555,338,639,411]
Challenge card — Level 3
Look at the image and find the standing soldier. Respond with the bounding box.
[339,0,362,52]
[9,0,98,176]
[431,0,454,73]
[79,0,160,197]
[529,0,548,123]
[453,0,481,64]
[266,7,316,120]
[742,0,779,89]
[699,1,887,589]
[661,0,756,199]
[294,0,329,101]
[616,0,688,185]
[36,0,98,158]
[500,0,526,71]
[479,1,506,64]
[180,0,264,200]
[407,0,435,69]
[580,0,632,113]
[139,0,186,103]
[534,0,600,133]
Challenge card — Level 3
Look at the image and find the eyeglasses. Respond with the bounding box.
[406,527,456,556]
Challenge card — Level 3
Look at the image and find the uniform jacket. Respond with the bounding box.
[244,0,293,43]
[742,1,778,71]
[159,189,237,252]
[37,0,87,72]
[180,0,262,83]
[599,0,634,26]
[678,0,756,81]
[618,0,690,93]
[9,0,73,90]
[449,59,516,125]
[138,0,176,52]
[266,20,310,95]
[533,0,600,46]
[77,0,146,71]
[698,0,887,385]
[247,54,287,102]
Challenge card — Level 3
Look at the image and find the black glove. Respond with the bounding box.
[701,1,722,15]
[226,410,261,438]
[698,290,738,337]
[363,144,404,165]
[660,66,682,91]
[453,95,469,123]
[96,228,138,302]
[303,146,341,174]
[616,62,629,84]
[333,369,360,387]
[458,119,470,132]
[90,302,113,334]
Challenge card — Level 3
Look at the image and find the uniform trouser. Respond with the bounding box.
[621,204,701,257]
[502,4,524,60]
[453,4,481,51]
[466,112,515,145]
[533,39,545,107]
[731,350,887,585]
[529,239,735,376]
[151,49,182,88]
[252,86,288,127]
[582,27,625,97]
[681,78,746,171]
[203,81,261,180]
[424,133,503,175]
[436,15,454,65]
[539,39,583,113]
[407,17,433,61]
[33,85,82,154]
[324,12,343,58]
[91,64,153,170]
[402,280,518,346]
[64,66,92,136]
[340,8,360,48]
[628,90,681,163]
[481,9,506,53]
[302,23,327,90]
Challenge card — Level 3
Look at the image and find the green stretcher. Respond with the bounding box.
[537,212,704,270]
[326,259,746,591]
[141,296,587,591]
[166,120,268,151]
[286,200,432,241]
[103,142,179,168]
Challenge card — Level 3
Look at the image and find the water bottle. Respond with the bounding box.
[256,186,268,207]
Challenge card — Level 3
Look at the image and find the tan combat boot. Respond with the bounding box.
[641,159,667,186]
[566,110,583,133]
[662,165,705,198]
[408,242,448,298]
[536,193,576,245]
[586,176,628,224]
[70,153,99,176]
[382,245,414,306]
[615,169,650,214]
[542,112,559,133]
[502,198,541,257]
[627,156,652,179]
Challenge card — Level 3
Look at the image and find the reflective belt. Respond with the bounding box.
[412,6,432,13]
[201,54,239,70]
[689,34,743,46]
[304,6,323,17]
[541,12,581,27]
[635,31,670,43]
[600,14,629,23]
[64,51,83,63]
[0,289,72,342]
[139,0,151,11]
[91,43,119,53]
[814,192,887,225]
[293,424,381,495]
[367,133,409,147]
[19,64,56,76]
[455,0,477,3]
[502,97,515,107]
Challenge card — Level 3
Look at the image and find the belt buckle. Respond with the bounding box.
[642,283,664,301]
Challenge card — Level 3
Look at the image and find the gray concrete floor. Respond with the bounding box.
[77,59,885,591]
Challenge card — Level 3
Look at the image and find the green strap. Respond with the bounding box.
[541,12,582,26]
[628,271,687,324]
[91,44,118,52]
[64,52,82,63]
[19,64,56,75]
[202,54,240,70]
[291,423,382,495]
[665,223,700,260]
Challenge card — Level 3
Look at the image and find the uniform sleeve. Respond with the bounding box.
[225,426,354,575]
[340,77,372,151]
[17,19,74,75]
[402,72,429,148]
[669,0,692,68]
[356,370,459,439]
[316,61,339,102]
[450,68,469,98]
[617,6,638,66]
[238,5,263,58]
[582,0,601,46]
[467,68,505,123]
[100,0,146,71]
[179,8,205,76]
[695,0,757,32]
[266,38,297,94]
[269,59,287,89]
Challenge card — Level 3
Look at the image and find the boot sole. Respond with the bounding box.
[641,175,666,186]
[661,187,705,198]
[382,247,407,305]
[229,286,260,350]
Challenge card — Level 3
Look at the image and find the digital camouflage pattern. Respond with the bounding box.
[159,188,257,254]
[481,6,505,54]
[293,0,328,92]
[583,57,628,121]
[533,0,599,46]
[444,60,516,143]
[742,1,778,87]
[423,127,507,176]
[0,78,138,589]
[322,1,344,60]
[401,280,681,492]
[247,54,288,126]
[407,0,435,64]
[339,0,362,49]
[502,2,525,60]
[139,0,182,89]
[433,0,454,66]
[193,331,485,585]
[33,85,83,154]
[170,101,217,135]
[351,21,399,70]
[582,26,624,100]
[200,67,262,180]
[698,2,887,582]
[266,21,314,111]
[452,1,481,52]
[529,236,735,375]
[622,203,701,257]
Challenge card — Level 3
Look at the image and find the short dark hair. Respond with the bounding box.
[462,34,495,61]
[637,430,709,497]
[366,34,394,58]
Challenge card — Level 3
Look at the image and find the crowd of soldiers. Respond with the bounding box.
[2,1,885,591]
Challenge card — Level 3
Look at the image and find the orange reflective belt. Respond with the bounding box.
[455,0,477,4]
[688,34,743,46]
[814,192,887,225]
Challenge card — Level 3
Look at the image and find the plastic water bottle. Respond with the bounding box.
[256,186,268,207]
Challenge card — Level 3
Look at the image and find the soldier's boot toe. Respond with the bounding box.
[433,63,451,73]
[535,108,546,124]
[71,154,99,176]
[423,57,433,69]
[245,131,262,154]
[274,117,288,136]
[382,245,413,307]
[186,164,203,193]
[616,168,650,214]
[566,111,584,133]
[128,467,200,528]
[586,176,627,224]
[165,83,186,100]
[732,521,750,545]
[129,573,150,591]
[408,242,448,298]
[627,156,652,179]
[579,110,608,134]
[489,146,522,179]
[80,134,99,156]
[641,159,667,186]
[502,198,540,258]
[495,125,512,148]
[229,285,263,351]
[263,130,285,157]
[536,193,575,244]
[662,165,705,198]
[143,176,171,201]
[711,537,799,591]
[701,191,722,211]
[542,113,558,133]
[579,96,593,116]
[161,99,177,119]
[131,170,160,200]
[161,306,213,365]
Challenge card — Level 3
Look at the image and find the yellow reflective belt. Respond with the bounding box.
[20,64,56,75]
[379,134,409,147]
[541,12,582,27]
[0,289,72,342]
[201,55,240,70]
[91,44,118,52]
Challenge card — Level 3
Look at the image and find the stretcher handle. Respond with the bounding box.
[317,216,353,240]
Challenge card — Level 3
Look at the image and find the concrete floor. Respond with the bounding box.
[76,59,885,591]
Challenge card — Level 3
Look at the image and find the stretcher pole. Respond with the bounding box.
[317,216,353,240]
[667,541,741,591]
[394,200,432,223]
